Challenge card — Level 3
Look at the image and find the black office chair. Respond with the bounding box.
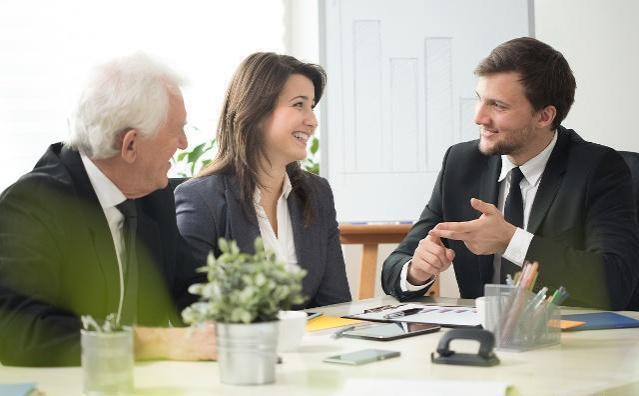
[619,151,639,311]
[619,151,639,224]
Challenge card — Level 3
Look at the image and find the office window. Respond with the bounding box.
[0,0,285,190]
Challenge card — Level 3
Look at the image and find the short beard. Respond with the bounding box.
[477,125,534,157]
[478,139,516,156]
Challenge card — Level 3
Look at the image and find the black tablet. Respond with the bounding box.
[340,322,440,341]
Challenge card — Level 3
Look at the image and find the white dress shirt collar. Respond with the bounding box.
[253,173,293,204]
[80,152,127,209]
[498,131,558,186]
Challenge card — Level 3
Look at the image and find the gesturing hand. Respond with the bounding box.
[407,234,455,285]
[428,198,517,255]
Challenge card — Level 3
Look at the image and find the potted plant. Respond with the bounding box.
[182,238,306,385]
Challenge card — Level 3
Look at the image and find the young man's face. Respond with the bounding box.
[474,72,540,159]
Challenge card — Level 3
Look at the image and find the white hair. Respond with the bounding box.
[67,52,184,159]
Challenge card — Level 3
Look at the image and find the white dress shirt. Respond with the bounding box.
[492,131,557,283]
[253,174,299,270]
[401,131,558,291]
[80,153,127,322]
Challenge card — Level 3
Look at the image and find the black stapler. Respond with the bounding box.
[431,328,500,367]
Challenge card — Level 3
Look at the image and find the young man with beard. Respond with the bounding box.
[382,37,639,310]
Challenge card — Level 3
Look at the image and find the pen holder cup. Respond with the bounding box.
[81,327,134,395]
[484,284,560,352]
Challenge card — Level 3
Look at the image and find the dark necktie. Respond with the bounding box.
[116,199,138,325]
[501,167,525,283]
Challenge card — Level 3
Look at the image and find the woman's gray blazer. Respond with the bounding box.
[174,172,352,308]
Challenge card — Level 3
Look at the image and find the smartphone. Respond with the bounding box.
[323,349,400,365]
[339,322,440,341]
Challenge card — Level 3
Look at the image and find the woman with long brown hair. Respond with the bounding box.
[175,52,351,308]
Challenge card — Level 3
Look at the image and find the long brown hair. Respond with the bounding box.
[199,52,326,225]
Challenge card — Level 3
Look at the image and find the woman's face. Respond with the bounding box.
[261,74,317,169]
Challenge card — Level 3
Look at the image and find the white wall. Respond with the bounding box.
[0,0,286,191]
[535,0,639,152]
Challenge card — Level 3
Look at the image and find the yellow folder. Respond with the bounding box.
[305,316,365,332]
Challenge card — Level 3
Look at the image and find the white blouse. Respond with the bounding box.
[253,174,298,269]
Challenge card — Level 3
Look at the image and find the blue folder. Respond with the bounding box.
[0,383,37,396]
[561,312,639,331]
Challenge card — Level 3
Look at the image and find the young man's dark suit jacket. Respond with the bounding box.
[175,172,352,308]
[0,143,204,366]
[382,127,639,310]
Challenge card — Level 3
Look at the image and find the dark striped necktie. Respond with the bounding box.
[115,199,138,325]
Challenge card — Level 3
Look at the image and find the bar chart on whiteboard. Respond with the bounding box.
[319,0,533,222]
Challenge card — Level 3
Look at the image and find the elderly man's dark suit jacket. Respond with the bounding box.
[175,172,352,308]
[0,143,203,366]
[382,127,639,310]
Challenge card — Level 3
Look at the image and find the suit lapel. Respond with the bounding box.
[134,206,164,324]
[58,145,121,313]
[527,130,570,234]
[477,155,501,285]
[287,190,320,296]
[225,175,260,253]
[478,155,501,205]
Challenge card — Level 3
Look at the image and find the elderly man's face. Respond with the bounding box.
[134,93,188,194]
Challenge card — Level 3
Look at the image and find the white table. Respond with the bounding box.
[2,296,639,396]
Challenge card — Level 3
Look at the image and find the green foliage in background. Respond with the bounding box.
[172,131,321,177]
[301,136,320,175]
[182,238,306,324]
[172,125,215,177]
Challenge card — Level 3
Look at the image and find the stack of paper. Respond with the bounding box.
[335,379,509,396]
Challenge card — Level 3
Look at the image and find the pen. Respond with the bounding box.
[554,292,569,306]
[306,312,323,321]
[549,289,560,304]
[383,307,423,319]
[529,286,548,310]
[332,326,356,339]
[551,286,569,306]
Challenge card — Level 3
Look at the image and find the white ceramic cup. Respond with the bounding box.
[475,296,487,329]
[277,310,308,352]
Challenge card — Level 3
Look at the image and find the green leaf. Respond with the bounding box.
[309,136,319,154]
[188,143,206,162]
[182,236,307,324]
[218,238,229,253]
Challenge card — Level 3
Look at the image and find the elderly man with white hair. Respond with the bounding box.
[0,53,216,366]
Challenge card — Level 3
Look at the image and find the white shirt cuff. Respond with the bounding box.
[501,227,534,267]
[399,259,436,292]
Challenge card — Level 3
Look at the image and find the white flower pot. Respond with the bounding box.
[215,321,278,385]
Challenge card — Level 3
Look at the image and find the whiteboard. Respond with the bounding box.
[319,0,533,222]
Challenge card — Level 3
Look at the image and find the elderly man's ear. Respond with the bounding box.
[120,129,138,163]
